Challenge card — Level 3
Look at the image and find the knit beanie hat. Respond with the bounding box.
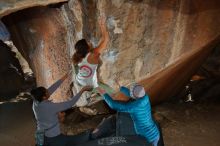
[120,83,145,99]
[129,83,145,99]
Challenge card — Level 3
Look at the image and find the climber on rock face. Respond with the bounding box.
[72,15,109,106]
[95,83,161,146]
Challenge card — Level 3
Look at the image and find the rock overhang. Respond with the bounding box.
[0,0,67,18]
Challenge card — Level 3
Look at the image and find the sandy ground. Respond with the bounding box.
[0,95,219,146]
[154,100,220,146]
[0,98,35,146]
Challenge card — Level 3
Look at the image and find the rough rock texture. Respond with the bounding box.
[3,6,73,102]
[91,0,220,87]
[81,0,220,103]
[0,0,67,18]
[202,44,220,78]
[0,41,24,98]
[2,0,220,103]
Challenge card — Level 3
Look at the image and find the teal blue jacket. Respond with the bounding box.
[102,86,159,143]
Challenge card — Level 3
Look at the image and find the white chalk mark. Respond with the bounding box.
[102,49,119,63]
[107,16,123,34]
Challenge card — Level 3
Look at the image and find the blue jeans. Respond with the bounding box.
[91,115,116,139]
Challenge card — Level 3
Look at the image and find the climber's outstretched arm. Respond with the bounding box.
[94,16,109,55]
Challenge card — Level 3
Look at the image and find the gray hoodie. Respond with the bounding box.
[32,76,81,137]
[32,92,81,137]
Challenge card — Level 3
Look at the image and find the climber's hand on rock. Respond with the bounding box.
[96,87,106,95]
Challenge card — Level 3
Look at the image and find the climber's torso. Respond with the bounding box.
[76,52,99,87]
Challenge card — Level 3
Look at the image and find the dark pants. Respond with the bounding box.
[91,115,116,139]
[44,130,91,146]
[116,112,164,146]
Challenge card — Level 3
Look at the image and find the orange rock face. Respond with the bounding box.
[2,0,220,103]
[3,6,72,102]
